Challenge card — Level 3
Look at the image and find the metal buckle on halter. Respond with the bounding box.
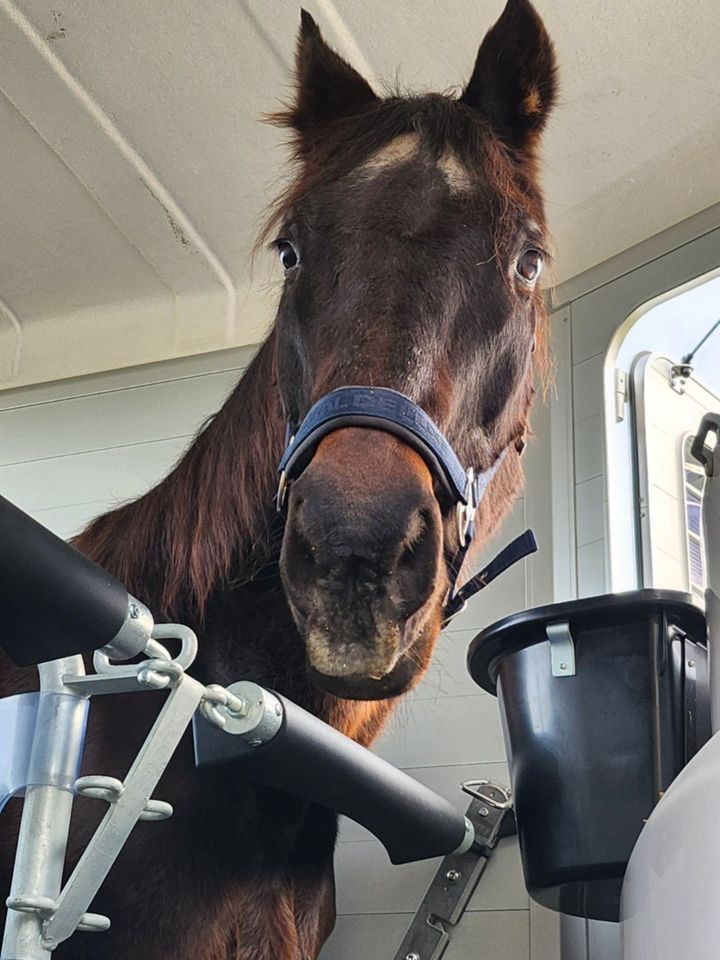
[276,435,295,511]
[276,470,289,512]
[456,468,477,546]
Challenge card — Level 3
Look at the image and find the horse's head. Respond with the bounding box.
[270,0,557,700]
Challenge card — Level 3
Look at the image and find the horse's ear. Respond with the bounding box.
[287,10,378,133]
[460,0,557,151]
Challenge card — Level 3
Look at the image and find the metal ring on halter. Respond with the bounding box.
[456,467,477,546]
[462,779,513,809]
[276,469,289,511]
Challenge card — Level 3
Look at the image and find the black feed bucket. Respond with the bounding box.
[468,589,710,922]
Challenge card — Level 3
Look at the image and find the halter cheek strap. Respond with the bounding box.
[276,386,537,624]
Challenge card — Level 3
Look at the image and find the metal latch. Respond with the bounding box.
[614,369,628,422]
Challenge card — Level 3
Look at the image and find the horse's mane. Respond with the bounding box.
[74,333,284,620]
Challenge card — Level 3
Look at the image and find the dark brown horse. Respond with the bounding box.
[1,2,557,957]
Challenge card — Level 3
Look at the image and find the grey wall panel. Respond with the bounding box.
[574,414,604,485]
[0,369,239,465]
[333,838,527,916]
[561,916,588,960]
[373,694,506,768]
[0,436,190,513]
[322,909,530,960]
[30,500,114,541]
[572,354,604,424]
[414,629,484,700]
[586,920,621,960]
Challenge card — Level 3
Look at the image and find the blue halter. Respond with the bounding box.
[276,386,536,623]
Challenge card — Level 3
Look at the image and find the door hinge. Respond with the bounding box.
[614,369,628,423]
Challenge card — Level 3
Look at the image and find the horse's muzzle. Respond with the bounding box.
[279,429,447,697]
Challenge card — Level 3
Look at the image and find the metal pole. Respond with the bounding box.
[1,656,87,960]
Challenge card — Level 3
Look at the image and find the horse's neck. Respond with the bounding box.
[74,334,283,622]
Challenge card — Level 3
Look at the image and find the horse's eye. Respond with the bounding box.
[516,248,543,284]
[278,240,300,272]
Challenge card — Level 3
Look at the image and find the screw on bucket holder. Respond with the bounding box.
[547,621,576,677]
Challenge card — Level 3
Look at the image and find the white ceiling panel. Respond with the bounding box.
[0,0,718,388]
[0,93,168,320]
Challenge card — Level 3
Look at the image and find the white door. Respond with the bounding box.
[631,353,720,600]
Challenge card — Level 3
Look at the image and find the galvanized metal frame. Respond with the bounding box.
[1,626,248,960]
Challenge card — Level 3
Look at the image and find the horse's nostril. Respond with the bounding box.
[398,542,416,569]
[398,508,435,569]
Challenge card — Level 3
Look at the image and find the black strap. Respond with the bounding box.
[443,529,538,625]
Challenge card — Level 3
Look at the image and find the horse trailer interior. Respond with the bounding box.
[1,3,719,960]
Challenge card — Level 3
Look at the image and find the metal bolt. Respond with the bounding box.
[688,659,696,668]
[405,954,420,960]
[559,662,568,671]
[478,806,489,817]
[445,869,461,882]
[137,668,170,690]
[129,603,140,620]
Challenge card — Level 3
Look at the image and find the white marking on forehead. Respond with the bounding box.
[437,152,472,192]
[359,137,473,194]
[360,133,420,172]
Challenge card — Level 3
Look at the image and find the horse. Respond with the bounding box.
[0,1,558,957]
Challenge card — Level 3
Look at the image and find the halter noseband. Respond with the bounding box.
[276,386,536,624]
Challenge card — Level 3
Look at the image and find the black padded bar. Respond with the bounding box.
[0,494,129,665]
[193,693,469,864]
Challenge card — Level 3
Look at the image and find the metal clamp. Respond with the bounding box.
[462,780,513,810]
[547,620,576,677]
[393,787,513,960]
